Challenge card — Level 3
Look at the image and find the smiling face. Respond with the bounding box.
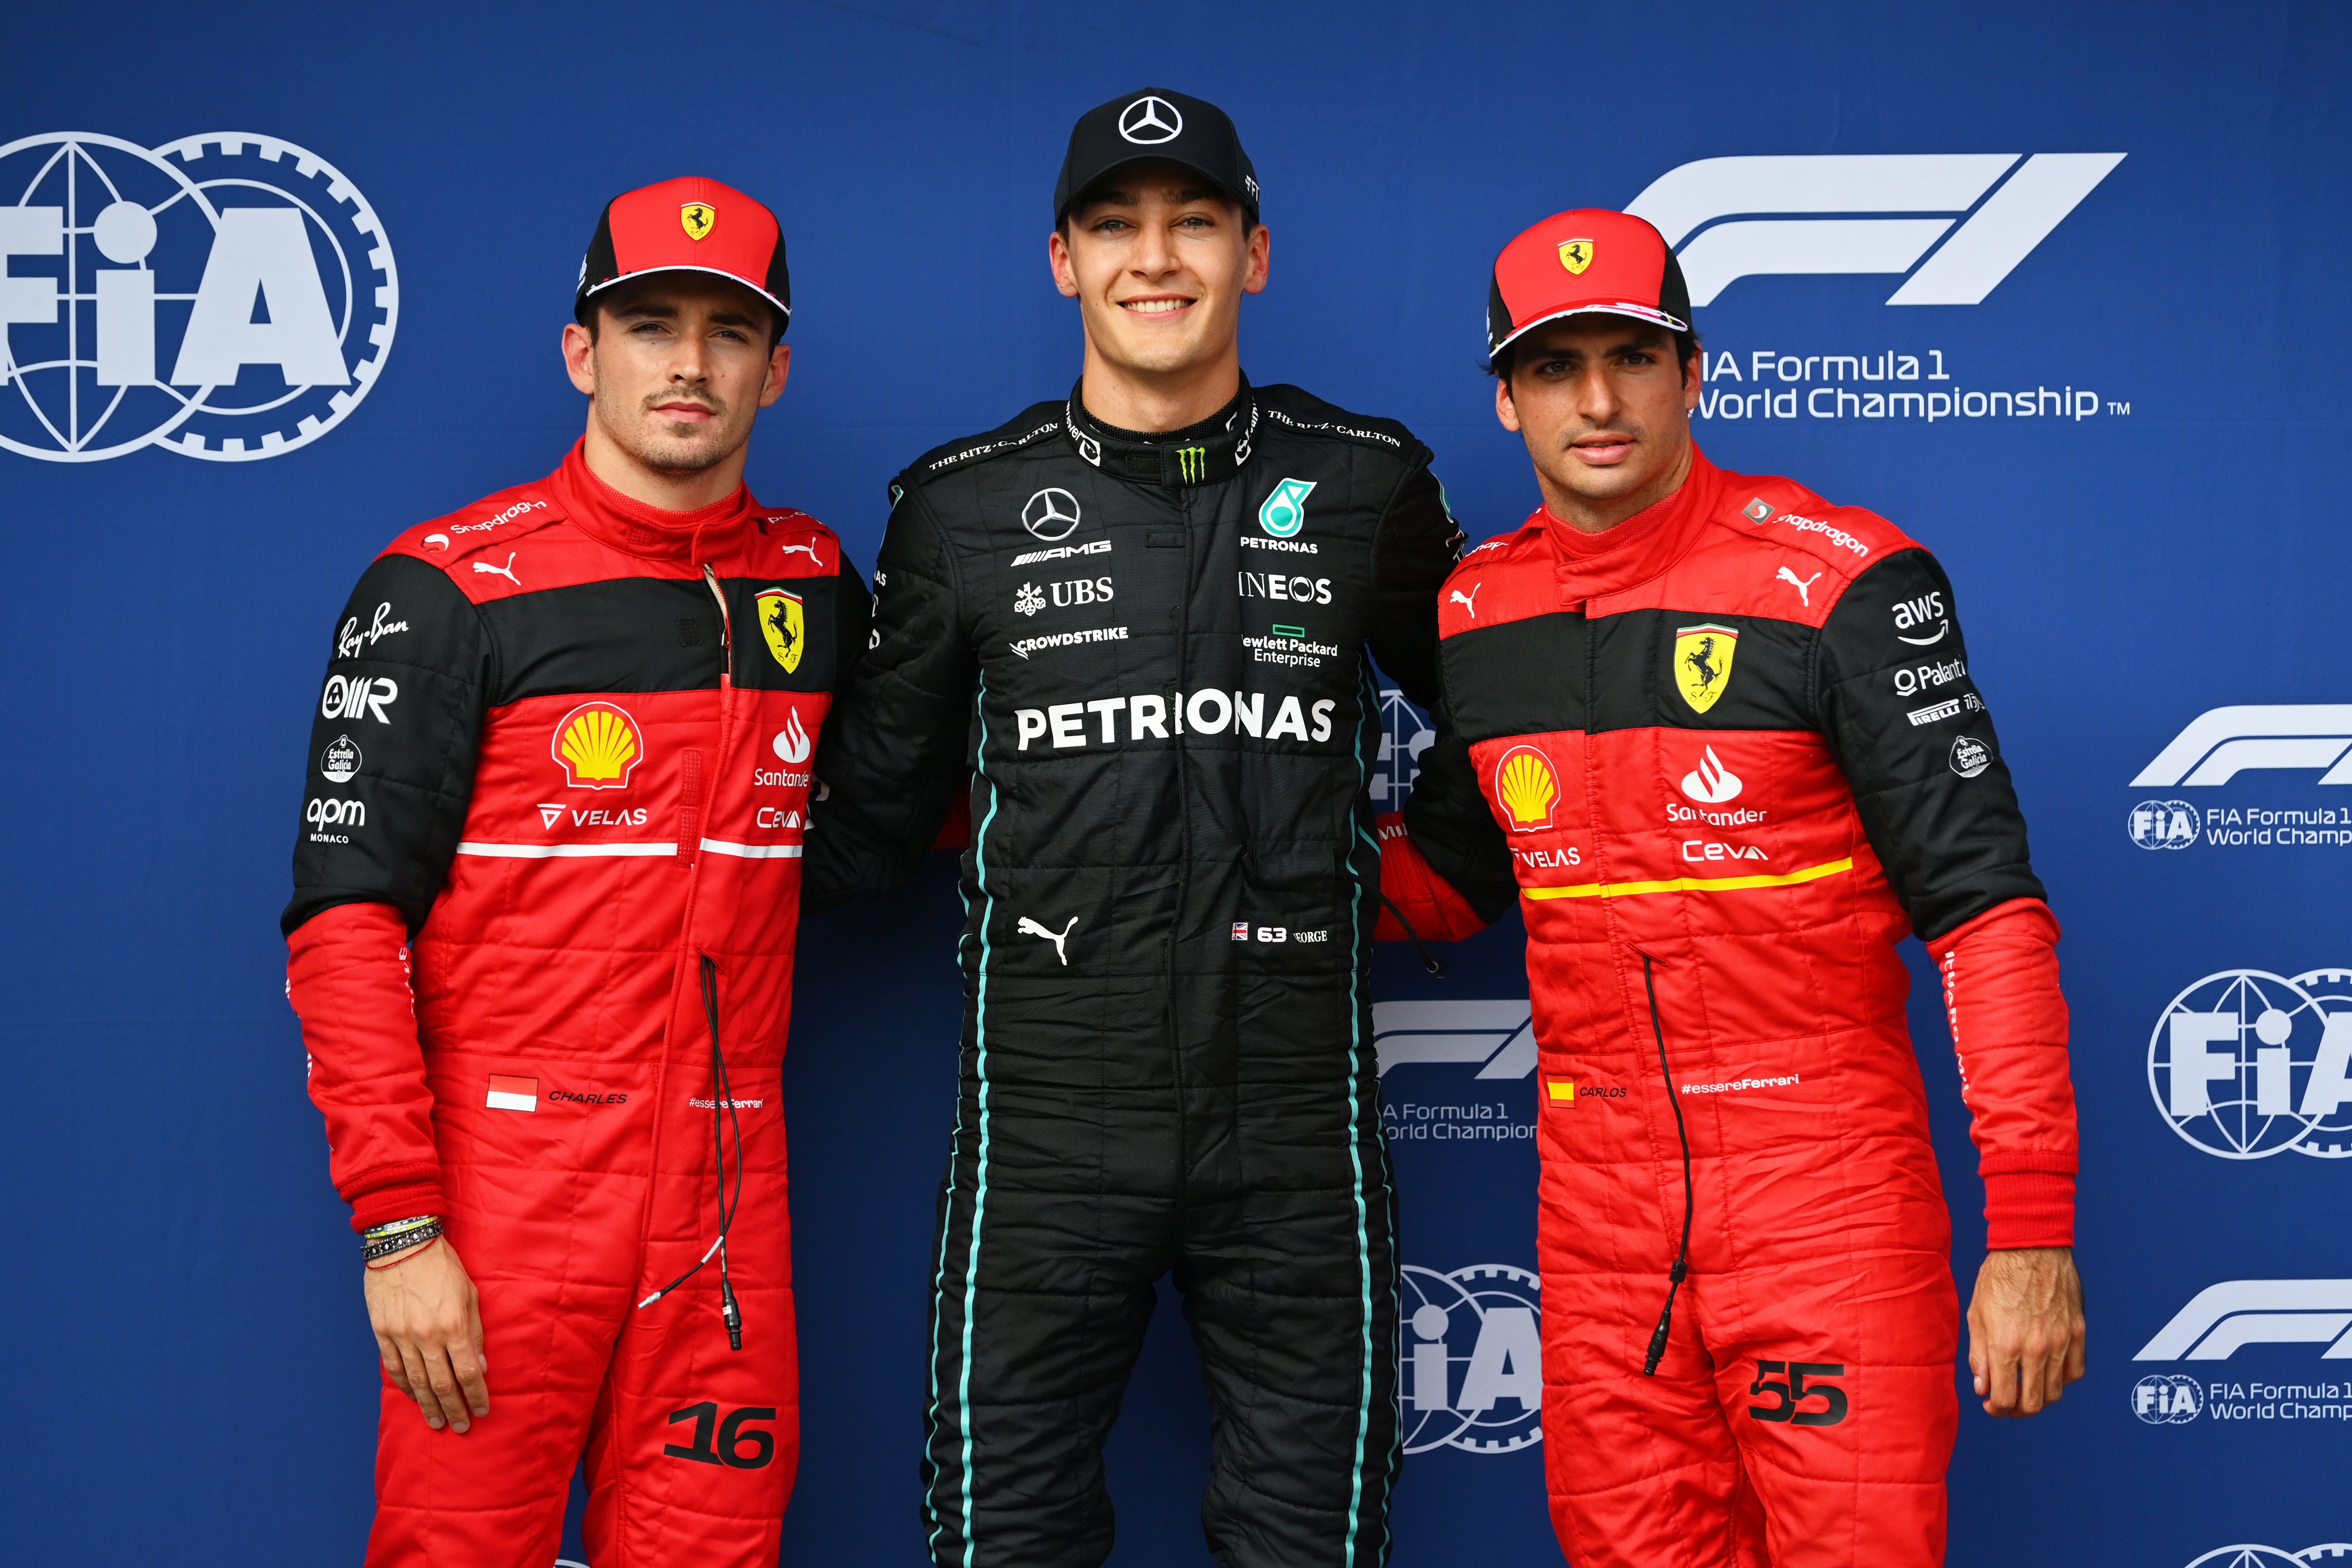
[562,272,789,482]
[1050,160,1267,391]
[1496,315,1704,532]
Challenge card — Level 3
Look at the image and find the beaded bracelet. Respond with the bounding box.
[362,1213,440,1243]
[362,1219,444,1265]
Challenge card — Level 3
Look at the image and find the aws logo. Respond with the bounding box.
[554,702,645,789]
[1625,152,2124,308]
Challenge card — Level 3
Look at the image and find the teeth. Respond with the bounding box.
[1123,298,1190,314]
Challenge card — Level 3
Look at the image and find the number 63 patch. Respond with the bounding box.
[1746,1360,1849,1426]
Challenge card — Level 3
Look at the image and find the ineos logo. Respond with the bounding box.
[1117,96,1183,145]
[1021,487,1082,541]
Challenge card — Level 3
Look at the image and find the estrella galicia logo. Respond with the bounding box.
[2132,1373,2202,1423]
[2149,969,2352,1159]
[1257,476,1315,538]
[1625,153,2123,307]
[1399,1263,1542,1454]
[0,131,396,462]
[2129,799,2201,849]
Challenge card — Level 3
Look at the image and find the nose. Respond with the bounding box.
[1130,220,1177,280]
[1571,360,1622,427]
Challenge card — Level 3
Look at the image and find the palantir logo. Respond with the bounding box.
[1399,1263,1542,1455]
[1624,153,2123,307]
[2148,969,2352,1159]
[0,131,395,462]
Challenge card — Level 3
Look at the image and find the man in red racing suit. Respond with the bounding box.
[281,177,862,1566]
[1378,210,2085,1567]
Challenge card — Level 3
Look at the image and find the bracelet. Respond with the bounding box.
[362,1219,444,1265]
[363,1213,440,1242]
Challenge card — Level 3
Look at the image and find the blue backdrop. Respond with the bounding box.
[3,4,2347,1565]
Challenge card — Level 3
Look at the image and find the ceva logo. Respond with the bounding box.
[1625,153,2123,307]
[0,131,396,462]
[2136,1280,2352,1361]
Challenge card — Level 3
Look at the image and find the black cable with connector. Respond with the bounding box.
[1640,954,1694,1377]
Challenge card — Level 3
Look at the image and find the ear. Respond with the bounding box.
[563,320,596,395]
[1494,374,1523,434]
[1683,348,1705,413]
[1241,221,1270,296]
[758,342,792,409]
[1048,227,1080,299]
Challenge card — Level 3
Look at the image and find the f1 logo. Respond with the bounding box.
[2135,1279,2352,1360]
[1625,153,2124,307]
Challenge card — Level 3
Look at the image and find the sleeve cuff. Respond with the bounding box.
[1983,1169,2074,1250]
[345,1174,448,1235]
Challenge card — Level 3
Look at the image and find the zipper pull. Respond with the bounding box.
[701,564,732,649]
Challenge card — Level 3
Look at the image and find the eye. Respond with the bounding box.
[1093,217,1131,235]
[1176,214,1213,230]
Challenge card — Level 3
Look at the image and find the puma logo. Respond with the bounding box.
[1016,915,1078,965]
[1776,566,1821,607]
[472,553,521,586]
[777,542,821,563]
[1450,583,1485,619]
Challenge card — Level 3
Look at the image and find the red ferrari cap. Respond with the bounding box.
[1486,209,1689,364]
[575,175,791,331]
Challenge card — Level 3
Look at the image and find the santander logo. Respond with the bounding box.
[773,709,812,766]
[1680,746,1743,804]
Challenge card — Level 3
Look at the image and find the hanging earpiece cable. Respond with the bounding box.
[1640,953,1694,1377]
[635,954,746,1350]
[1378,894,1448,977]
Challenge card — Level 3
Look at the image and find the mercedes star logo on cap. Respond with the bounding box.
[1021,487,1083,540]
[1117,95,1184,145]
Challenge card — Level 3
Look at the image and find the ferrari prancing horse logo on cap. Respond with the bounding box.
[681,201,716,241]
[1558,239,1594,275]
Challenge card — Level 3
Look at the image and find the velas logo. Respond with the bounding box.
[680,201,715,241]
[0,132,396,462]
[1625,152,2123,307]
[1557,238,1593,275]
[1399,1263,1543,1455]
[2149,968,2352,1159]
[756,588,804,673]
[2137,1280,2352,1362]
[773,708,811,766]
[1675,624,1739,713]
[554,701,645,789]
[1258,477,1315,538]
[1680,745,1743,804]
[1494,745,1560,831]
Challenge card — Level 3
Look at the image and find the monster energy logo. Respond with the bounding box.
[1177,445,1207,482]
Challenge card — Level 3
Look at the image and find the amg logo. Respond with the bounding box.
[1015,689,1338,749]
[1010,539,1112,568]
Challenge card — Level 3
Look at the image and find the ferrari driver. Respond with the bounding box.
[282,177,861,1565]
[1379,209,2086,1566]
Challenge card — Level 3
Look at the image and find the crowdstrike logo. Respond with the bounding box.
[2134,707,2352,787]
[2136,1281,2352,1362]
[0,131,396,461]
[1624,153,2124,307]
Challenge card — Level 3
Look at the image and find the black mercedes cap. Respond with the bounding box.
[1053,87,1261,224]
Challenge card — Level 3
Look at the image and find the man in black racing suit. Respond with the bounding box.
[803,88,1463,1568]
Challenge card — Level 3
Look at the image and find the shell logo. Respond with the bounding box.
[553,701,645,789]
[1494,744,1560,832]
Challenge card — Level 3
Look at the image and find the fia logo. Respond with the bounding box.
[0,132,395,462]
[1399,1263,1542,1454]
[2148,969,2352,1159]
[2129,799,2201,849]
[2180,1549,2352,1568]
[2132,1373,2202,1424]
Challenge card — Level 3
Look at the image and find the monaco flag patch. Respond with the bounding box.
[486,1074,539,1113]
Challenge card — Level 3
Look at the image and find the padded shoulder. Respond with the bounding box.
[891,400,1066,499]
[1255,383,1421,459]
[380,479,567,575]
[1437,514,1551,638]
[1711,471,1922,581]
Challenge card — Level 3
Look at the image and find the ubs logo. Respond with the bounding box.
[0,132,395,462]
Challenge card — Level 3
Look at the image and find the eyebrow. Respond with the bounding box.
[1083,186,1227,213]
[613,301,760,329]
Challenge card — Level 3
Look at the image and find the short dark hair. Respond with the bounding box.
[1488,325,1703,387]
